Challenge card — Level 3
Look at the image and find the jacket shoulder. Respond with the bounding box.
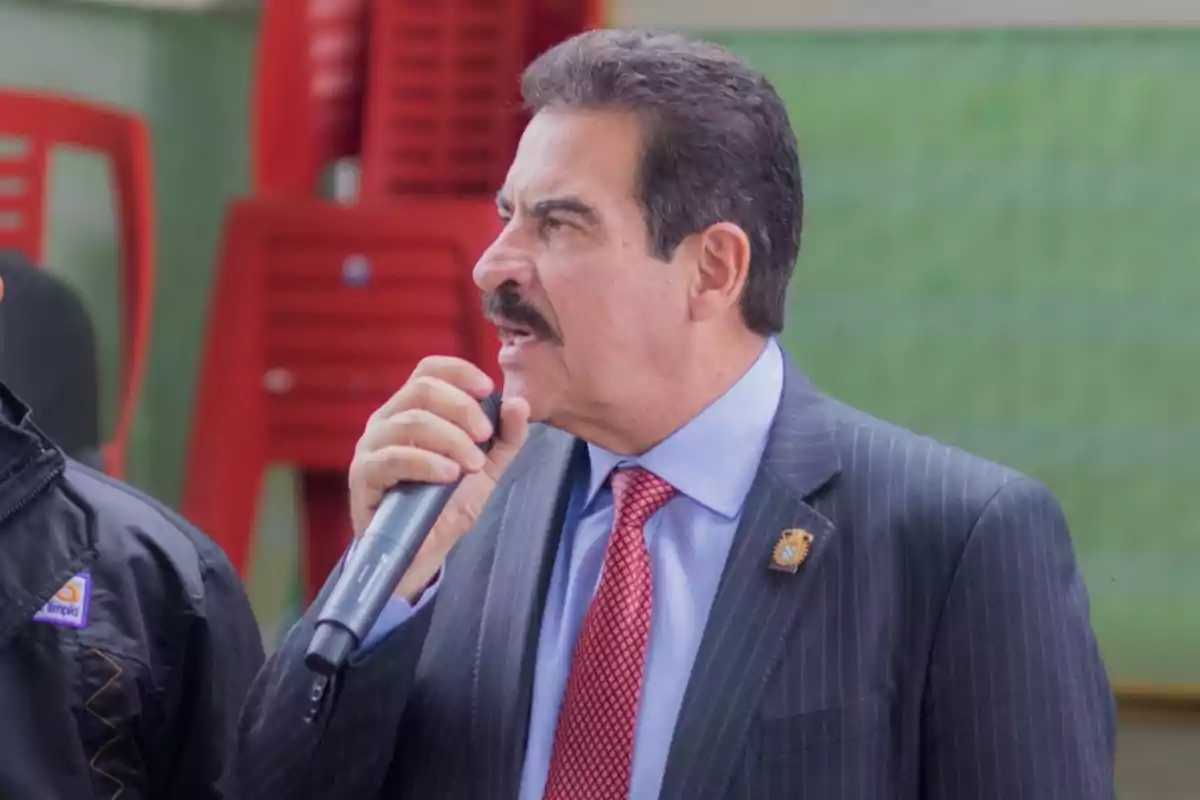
[61,460,244,613]
[818,397,1043,545]
[833,398,1022,487]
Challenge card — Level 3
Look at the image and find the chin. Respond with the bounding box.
[500,373,551,423]
[499,376,542,419]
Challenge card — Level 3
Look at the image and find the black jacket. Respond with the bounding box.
[0,382,264,799]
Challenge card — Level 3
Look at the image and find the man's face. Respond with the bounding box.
[476,109,691,434]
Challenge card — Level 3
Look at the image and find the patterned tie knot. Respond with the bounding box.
[610,467,676,529]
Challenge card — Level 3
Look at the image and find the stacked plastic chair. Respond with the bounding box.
[358,0,531,198]
[251,0,370,196]
[0,89,155,479]
[184,0,602,600]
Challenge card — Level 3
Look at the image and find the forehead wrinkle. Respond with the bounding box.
[510,113,638,191]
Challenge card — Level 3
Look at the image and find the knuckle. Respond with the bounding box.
[370,381,409,420]
[442,388,473,417]
[362,445,407,476]
[353,450,385,479]
[387,408,436,442]
[414,354,446,373]
[354,419,388,455]
[354,427,377,455]
[407,374,441,402]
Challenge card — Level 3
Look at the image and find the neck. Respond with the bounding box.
[570,331,768,455]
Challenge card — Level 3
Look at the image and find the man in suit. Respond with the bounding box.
[236,29,1116,799]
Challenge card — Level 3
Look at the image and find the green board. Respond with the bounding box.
[709,30,1200,686]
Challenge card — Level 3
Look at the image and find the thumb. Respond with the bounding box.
[488,396,530,467]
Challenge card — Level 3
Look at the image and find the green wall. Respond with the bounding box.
[2,4,1196,683]
[712,30,1200,686]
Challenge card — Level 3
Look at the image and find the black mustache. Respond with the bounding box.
[482,284,561,344]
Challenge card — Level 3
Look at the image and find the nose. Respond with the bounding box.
[473,240,536,293]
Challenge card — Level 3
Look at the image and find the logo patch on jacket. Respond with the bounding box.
[33,573,92,629]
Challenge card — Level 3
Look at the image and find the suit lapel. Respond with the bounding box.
[471,425,582,799]
[660,361,843,800]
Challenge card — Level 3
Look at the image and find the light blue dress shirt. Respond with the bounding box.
[361,338,784,800]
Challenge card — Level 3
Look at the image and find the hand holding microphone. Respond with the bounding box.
[305,357,530,675]
[349,356,529,600]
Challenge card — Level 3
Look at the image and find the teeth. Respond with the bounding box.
[497,319,538,345]
[500,329,534,345]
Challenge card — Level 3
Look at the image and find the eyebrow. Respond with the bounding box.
[495,192,601,227]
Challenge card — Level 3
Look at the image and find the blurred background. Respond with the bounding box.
[0,0,1197,796]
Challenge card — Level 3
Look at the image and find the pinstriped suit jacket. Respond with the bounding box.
[235,358,1116,799]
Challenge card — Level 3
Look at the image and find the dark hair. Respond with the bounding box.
[521,29,803,335]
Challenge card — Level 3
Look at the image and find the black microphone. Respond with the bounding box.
[305,392,503,676]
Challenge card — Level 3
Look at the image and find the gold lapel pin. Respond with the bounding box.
[770,528,814,574]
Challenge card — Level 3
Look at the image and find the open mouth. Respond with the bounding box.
[483,284,562,346]
[496,323,538,346]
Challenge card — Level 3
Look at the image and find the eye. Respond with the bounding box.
[539,217,567,235]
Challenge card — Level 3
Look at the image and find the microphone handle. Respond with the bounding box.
[305,484,458,675]
[305,392,503,677]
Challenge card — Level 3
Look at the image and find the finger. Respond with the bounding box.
[371,408,488,472]
[375,376,496,444]
[486,396,531,472]
[352,444,463,502]
[376,357,494,417]
[411,356,495,398]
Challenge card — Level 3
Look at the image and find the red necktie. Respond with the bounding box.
[544,467,676,800]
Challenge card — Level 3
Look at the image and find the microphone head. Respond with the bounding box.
[478,392,503,455]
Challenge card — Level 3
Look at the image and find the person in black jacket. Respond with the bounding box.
[0,275,265,798]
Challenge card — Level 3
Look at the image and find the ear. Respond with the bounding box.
[689,222,751,322]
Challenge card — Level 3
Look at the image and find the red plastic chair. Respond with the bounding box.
[252,0,371,196]
[357,0,606,200]
[0,89,155,479]
[358,0,533,199]
[511,0,606,165]
[183,196,501,597]
[525,0,606,70]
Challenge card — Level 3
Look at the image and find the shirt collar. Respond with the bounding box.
[583,338,785,520]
